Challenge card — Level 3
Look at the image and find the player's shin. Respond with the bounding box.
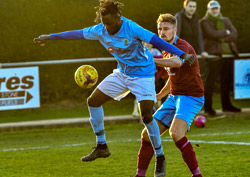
[81,106,110,162]
[144,119,166,177]
[144,119,163,156]
[88,106,106,145]
[175,136,202,177]
[135,139,154,177]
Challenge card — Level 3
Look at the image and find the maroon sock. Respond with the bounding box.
[192,175,202,177]
[175,136,202,177]
[136,139,154,176]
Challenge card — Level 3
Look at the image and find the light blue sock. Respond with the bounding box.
[145,119,163,157]
[88,106,106,145]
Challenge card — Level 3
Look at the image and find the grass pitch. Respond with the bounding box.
[0,115,249,177]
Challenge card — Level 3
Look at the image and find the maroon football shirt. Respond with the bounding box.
[162,37,204,97]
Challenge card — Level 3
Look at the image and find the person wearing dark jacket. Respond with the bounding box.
[175,0,208,58]
[200,0,241,116]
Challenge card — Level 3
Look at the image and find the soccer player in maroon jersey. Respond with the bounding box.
[135,13,204,177]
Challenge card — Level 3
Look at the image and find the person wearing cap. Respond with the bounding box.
[175,0,208,58]
[200,0,241,116]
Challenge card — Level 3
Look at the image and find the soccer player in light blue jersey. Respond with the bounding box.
[34,1,195,176]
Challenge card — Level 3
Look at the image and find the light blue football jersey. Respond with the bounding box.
[83,16,156,77]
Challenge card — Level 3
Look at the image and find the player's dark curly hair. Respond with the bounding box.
[95,0,124,23]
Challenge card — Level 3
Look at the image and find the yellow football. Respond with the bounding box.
[74,65,98,89]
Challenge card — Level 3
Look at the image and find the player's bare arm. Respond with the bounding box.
[154,56,182,68]
[156,78,170,100]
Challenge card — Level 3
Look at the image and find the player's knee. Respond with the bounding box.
[141,110,153,124]
[87,96,93,106]
[141,128,150,142]
[169,129,182,142]
[87,96,99,107]
[141,114,153,124]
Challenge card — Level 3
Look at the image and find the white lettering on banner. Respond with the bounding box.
[0,67,40,111]
[0,99,22,106]
[1,91,18,98]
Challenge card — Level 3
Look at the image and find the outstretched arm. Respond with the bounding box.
[33,29,84,46]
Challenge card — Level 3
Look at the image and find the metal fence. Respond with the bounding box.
[1,53,250,68]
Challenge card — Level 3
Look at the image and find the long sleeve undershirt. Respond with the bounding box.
[50,30,84,40]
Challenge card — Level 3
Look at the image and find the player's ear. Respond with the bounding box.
[115,13,121,21]
[112,12,120,20]
[174,27,177,33]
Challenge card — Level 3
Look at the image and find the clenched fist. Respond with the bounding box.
[33,35,50,46]
[181,53,195,65]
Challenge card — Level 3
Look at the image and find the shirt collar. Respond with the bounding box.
[173,36,178,44]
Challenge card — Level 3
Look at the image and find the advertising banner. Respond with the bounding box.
[0,67,40,110]
[234,59,250,99]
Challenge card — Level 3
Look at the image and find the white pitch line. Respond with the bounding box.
[161,139,250,146]
[1,131,250,152]
[187,131,250,137]
[162,131,250,139]
[190,140,250,145]
[0,143,91,152]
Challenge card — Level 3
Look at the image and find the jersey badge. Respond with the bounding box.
[124,39,128,46]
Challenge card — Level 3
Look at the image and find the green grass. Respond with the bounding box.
[0,116,249,177]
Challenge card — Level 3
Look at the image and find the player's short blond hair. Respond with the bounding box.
[157,13,177,28]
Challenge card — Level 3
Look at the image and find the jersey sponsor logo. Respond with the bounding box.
[108,47,130,54]
[108,47,114,53]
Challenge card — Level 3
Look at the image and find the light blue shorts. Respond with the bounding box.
[98,69,156,102]
[153,94,204,129]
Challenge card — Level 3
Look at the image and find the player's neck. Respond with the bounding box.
[170,35,176,44]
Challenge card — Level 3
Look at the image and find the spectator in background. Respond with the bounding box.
[200,0,241,116]
[175,0,208,58]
